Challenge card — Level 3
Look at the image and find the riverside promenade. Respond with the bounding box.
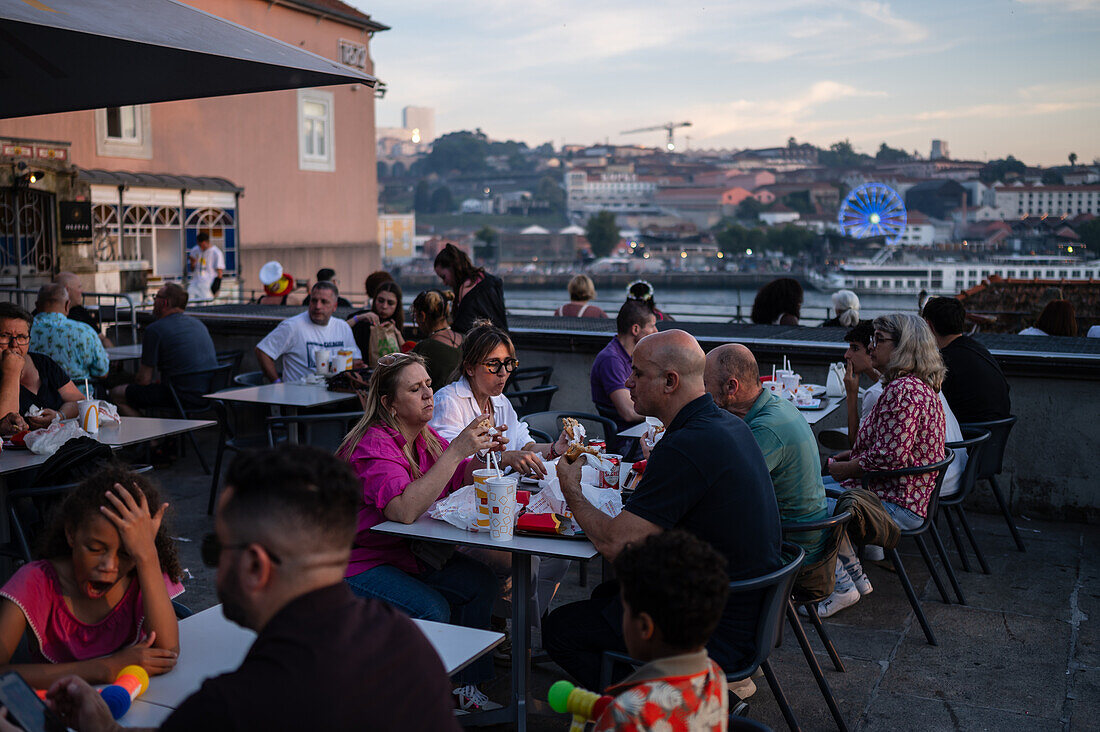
[159,429,1097,731]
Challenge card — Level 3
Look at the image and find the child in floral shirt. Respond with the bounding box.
[594,531,730,732]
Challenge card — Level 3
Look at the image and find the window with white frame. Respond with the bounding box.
[94,105,152,159]
[298,89,335,172]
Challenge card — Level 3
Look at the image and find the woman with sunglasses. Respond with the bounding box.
[811,313,949,618]
[430,322,571,637]
[336,351,500,709]
[0,302,84,428]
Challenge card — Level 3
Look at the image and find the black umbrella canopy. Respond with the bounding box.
[0,0,378,119]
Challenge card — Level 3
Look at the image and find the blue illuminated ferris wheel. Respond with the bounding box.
[837,182,907,245]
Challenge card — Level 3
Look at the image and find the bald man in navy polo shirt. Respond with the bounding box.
[544,330,782,692]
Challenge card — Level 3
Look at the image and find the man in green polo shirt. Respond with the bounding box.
[703,344,829,562]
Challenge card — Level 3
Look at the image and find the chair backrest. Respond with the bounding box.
[266,412,364,452]
[215,349,244,375]
[860,451,956,534]
[722,542,805,681]
[504,366,553,392]
[782,511,851,603]
[505,384,559,418]
[234,371,266,387]
[522,411,617,443]
[166,363,235,415]
[944,427,991,503]
[959,415,1016,480]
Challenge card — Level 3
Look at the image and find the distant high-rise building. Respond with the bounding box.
[930,139,950,160]
[402,106,435,144]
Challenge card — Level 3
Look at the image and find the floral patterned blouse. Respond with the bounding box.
[594,651,728,732]
[847,374,946,518]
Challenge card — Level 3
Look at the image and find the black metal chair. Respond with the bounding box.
[3,465,154,563]
[504,366,553,393]
[939,428,993,574]
[782,512,852,673]
[850,452,958,645]
[522,411,617,444]
[601,543,808,732]
[505,384,559,417]
[164,363,235,475]
[234,371,266,388]
[266,412,364,451]
[959,416,1023,551]
[215,349,244,375]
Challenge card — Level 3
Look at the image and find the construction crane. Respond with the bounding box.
[620,121,692,151]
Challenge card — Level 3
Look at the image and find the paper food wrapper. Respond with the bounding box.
[429,484,485,532]
[532,455,622,518]
[24,420,87,456]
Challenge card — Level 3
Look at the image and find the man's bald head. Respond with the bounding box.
[635,329,706,387]
[54,272,82,305]
[704,343,762,413]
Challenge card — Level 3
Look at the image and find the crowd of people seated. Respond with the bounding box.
[0,260,1029,729]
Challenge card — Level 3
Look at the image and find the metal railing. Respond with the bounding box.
[0,288,139,344]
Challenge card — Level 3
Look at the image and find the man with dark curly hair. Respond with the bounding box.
[592,531,730,731]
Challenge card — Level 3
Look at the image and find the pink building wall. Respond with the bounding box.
[0,0,384,295]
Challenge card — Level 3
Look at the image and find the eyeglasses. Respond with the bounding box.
[482,358,519,374]
[869,334,896,348]
[0,333,30,346]
[201,533,282,568]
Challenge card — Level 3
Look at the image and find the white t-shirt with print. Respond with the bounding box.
[187,245,225,302]
[256,311,361,382]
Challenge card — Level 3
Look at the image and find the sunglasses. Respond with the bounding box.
[482,358,519,374]
[201,533,282,568]
[378,353,415,367]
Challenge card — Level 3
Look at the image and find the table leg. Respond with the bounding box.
[286,406,300,445]
[511,553,531,731]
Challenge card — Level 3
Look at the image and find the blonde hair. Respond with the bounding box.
[568,274,596,302]
[337,353,443,479]
[874,313,946,391]
[831,290,861,328]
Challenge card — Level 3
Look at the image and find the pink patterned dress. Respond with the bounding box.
[846,374,946,518]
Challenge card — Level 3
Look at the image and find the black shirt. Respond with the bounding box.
[19,352,71,414]
[940,335,1011,423]
[452,274,508,333]
[67,305,101,334]
[161,583,460,732]
[624,395,782,670]
[140,313,218,392]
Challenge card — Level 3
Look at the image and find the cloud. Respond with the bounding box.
[1015,0,1100,10]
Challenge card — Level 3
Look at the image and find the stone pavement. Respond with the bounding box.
[150,431,1098,731]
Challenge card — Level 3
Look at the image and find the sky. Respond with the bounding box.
[350,0,1100,166]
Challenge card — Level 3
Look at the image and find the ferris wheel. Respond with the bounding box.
[837,182,907,245]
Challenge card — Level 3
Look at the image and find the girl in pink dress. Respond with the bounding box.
[0,465,184,688]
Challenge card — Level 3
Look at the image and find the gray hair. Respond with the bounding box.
[873,313,946,391]
[312,280,340,298]
[831,290,860,328]
[36,282,69,309]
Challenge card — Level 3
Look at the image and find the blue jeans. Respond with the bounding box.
[345,552,497,683]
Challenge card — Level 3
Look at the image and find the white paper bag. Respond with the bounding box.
[826,362,846,397]
[24,421,88,456]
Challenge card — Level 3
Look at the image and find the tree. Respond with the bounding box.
[424,130,490,175]
[1076,219,1100,249]
[766,225,816,256]
[474,226,498,263]
[413,180,431,214]
[585,211,620,258]
[979,156,1027,183]
[535,176,565,213]
[818,139,871,168]
[876,142,910,162]
[429,185,454,213]
[1069,152,1078,168]
[736,197,763,220]
[781,191,814,215]
[714,223,765,254]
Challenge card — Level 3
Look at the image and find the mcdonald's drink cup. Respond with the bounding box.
[486,476,518,542]
[471,469,498,530]
[313,348,331,376]
[78,399,100,435]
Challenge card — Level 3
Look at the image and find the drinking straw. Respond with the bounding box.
[83,378,90,399]
[771,364,775,380]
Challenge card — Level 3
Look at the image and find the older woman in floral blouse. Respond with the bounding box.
[813,313,947,618]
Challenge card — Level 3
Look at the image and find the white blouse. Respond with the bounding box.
[430,376,534,451]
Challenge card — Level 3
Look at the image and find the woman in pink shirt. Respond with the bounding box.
[0,467,183,688]
[814,313,948,618]
[337,352,500,707]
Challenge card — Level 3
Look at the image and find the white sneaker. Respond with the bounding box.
[453,684,490,712]
[841,560,874,596]
[815,587,861,618]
